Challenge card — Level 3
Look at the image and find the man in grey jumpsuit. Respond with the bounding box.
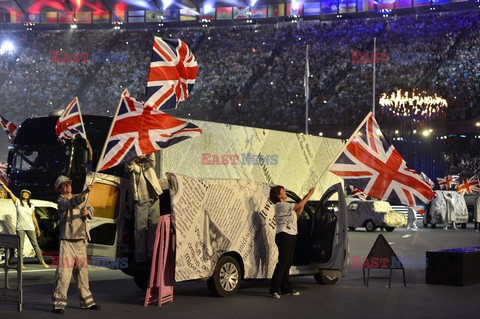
[125,153,162,264]
[52,175,100,314]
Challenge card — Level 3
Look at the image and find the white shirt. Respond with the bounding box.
[274,202,297,235]
[15,200,35,231]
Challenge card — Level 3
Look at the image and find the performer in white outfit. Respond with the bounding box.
[51,175,100,314]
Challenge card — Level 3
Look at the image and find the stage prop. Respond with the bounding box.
[426,247,480,286]
[0,234,23,311]
[362,234,406,288]
[144,215,174,307]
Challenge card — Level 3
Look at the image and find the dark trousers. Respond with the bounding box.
[270,232,296,294]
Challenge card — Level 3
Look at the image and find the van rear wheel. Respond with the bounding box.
[314,270,339,285]
[207,255,241,297]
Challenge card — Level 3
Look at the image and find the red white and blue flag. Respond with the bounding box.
[436,175,459,190]
[353,187,367,200]
[55,97,87,144]
[146,36,198,110]
[0,114,18,142]
[97,91,202,172]
[455,176,480,195]
[328,112,435,212]
[0,161,8,186]
[420,172,435,189]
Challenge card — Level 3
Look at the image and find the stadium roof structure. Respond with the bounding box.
[0,0,288,13]
[0,0,477,30]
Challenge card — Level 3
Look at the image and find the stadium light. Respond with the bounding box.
[0,41,14,55]
[204,4,213,12]
[163,0,173,10]
[292,0,299,11]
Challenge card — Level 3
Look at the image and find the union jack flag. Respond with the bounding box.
[420,172,435,189]
[0,114,18,142]
[353,187,367,200]
[436,175,459,190]
[145,36,198,110]
[55,97,87,144]
[328,112,435,212]
[456,176,480,195]
[97,91,202,172]
[0,161,8,186]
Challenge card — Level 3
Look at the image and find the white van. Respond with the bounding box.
[82,172,349,297]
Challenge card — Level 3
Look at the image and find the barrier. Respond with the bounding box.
[144,215,174,307]
[0,234,23,311]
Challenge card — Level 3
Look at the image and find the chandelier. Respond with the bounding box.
[379,89,448,121]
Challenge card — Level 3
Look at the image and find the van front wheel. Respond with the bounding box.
[207,256,241,297]
[365,220,376,232]
[314,270,339,285]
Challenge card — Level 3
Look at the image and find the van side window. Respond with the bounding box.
[349,202,358,211]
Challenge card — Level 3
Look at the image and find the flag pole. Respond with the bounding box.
[314,111,374,187]
[76,97,93,161]
[83,90,127,207]
[305,45,310,135]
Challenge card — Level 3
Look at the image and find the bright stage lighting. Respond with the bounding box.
[251,0,258,6]
[0,41,14,55]
[204,4,213,12]
[163,0,173,10]
[292,0,299,11]
[379,89,448,121]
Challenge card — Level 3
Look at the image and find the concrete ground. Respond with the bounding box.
[1,222,479,319]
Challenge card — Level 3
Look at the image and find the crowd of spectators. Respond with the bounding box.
[0,10,479,175]
[443,137,480,179]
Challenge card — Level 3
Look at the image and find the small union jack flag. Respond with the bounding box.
[97,91,202,172]
[328,112,435,212]
[436,175,459,190]
[55,97,87,144]
[420,172,435,189]
[0,161,8,186]
[456,176,480,195]
[145,36,198,110]
[353,187,367,200]
[0,114,18,142]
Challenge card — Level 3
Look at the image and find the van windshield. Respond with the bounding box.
[11,146,68,175]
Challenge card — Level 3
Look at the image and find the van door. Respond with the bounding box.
[310,183,348,277]
[85,172,129,260]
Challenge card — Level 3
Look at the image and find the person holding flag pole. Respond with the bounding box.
[52,97,99,313]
